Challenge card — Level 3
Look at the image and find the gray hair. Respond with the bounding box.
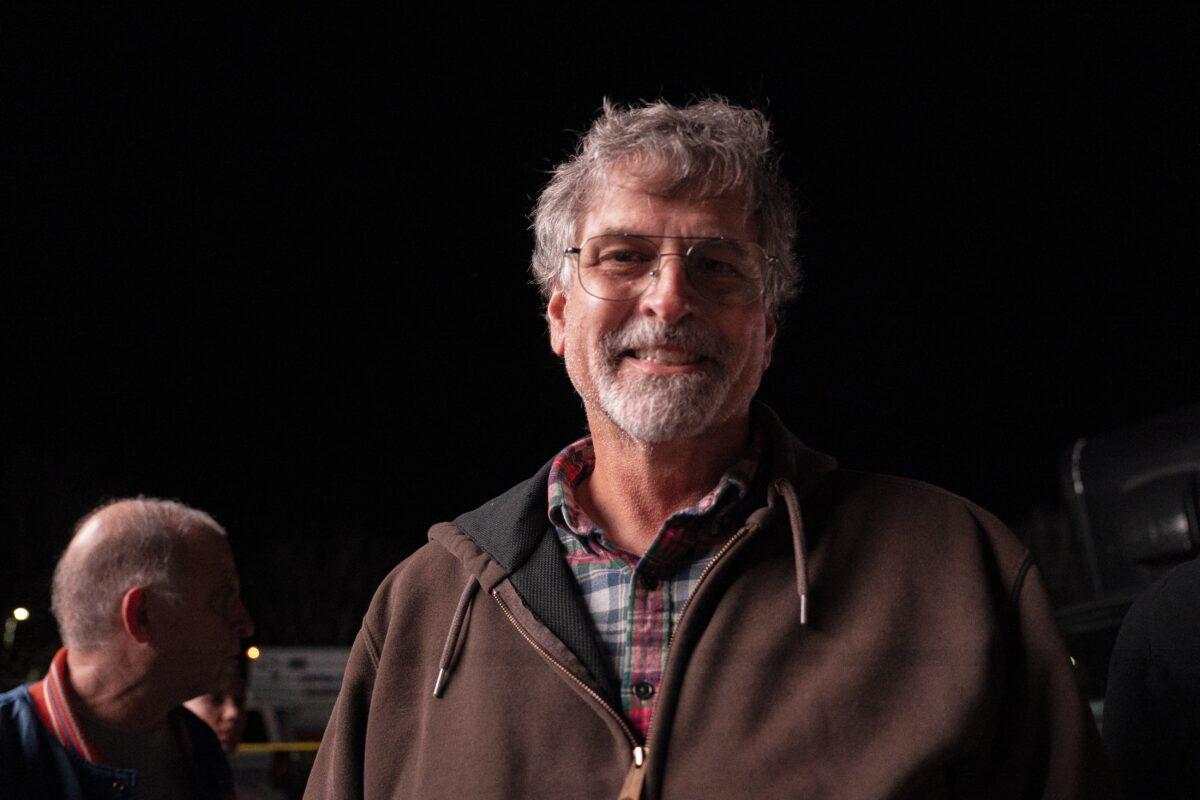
[531,97,800,316]
[51,497,227,651]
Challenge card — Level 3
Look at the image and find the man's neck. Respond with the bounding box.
[578,410,751,555]
[66,647,174,734]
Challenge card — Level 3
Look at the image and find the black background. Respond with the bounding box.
[3,7,1197,663]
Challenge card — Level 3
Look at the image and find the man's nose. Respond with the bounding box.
[639,253,696,325]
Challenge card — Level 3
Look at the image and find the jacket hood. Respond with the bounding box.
[447,402,837,561]
[429,402,838,697]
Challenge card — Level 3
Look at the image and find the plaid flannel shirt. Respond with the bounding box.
[548,435,759,740]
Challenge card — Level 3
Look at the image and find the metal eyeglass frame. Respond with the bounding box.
[563,233,777,307]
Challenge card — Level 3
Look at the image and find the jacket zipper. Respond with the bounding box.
[641,522,760,747]
[491,590,644,753]
[491,521,760,800]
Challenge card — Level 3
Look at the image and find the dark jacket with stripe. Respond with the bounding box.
[0,673,234,800]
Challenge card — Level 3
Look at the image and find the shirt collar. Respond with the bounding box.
[547,436,599,536]
[547,430,761,555]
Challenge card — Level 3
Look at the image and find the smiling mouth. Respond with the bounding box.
[624,347,707,366]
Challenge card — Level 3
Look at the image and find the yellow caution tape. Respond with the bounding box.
[236,742,321,753]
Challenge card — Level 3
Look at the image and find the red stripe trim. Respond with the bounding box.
[35,649,104,765]
[47,658,87,760]
[27,680,56,739]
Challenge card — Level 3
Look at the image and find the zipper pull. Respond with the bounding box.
[617,746,646,800]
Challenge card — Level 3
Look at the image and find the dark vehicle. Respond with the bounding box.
[1054,405,1200,723]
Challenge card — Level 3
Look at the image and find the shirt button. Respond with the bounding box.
[633,681,655,700]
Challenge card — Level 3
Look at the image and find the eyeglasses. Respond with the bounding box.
[564,234,774,307]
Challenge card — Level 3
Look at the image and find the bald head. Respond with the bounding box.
[51,498,227,651]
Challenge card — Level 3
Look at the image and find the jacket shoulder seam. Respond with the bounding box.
[1007,549,1034,607]
[361,618,382,670]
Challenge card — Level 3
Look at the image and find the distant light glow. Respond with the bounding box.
[246,645,261,660]
[1069,656,1077,667]
[12,608,29,622]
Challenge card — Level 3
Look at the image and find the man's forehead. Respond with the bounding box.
[596,165,751,206]
[581,171,756,239]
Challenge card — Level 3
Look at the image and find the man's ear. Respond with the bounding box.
[763,311,778,369]
[547,290,567,356]
[120,586,151,644]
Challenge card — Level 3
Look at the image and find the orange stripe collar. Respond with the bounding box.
[29,648,195,767]
[29,648,105,764]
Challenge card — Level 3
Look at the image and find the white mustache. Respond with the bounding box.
[600,318,733,366]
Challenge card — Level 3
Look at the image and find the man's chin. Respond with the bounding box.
[600,392,722,444]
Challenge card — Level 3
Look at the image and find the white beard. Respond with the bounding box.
[585,317,738,444]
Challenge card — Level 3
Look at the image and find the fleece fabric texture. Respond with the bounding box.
[305,406,1117,799]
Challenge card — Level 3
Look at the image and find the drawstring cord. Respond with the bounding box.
[434,477,808,699]
[772,478,809,625]
[433,576,479,698]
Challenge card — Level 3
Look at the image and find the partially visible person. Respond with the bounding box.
[1105,556,1200,799]
[0,497,255,800]
[186,657,249,754]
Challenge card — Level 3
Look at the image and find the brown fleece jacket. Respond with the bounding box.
[305,407,1118,799]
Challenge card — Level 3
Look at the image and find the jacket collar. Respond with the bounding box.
[752,402,838,497]
[29,647,194,767]
[452,404,835,568]
[29,648,105,764]
[450,460,613,692]
[452,461,555,575]
[442,403,837,696]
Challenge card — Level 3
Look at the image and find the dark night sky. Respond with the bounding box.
[3,8,1198,656]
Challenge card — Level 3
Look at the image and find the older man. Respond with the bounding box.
[0,498,254,799]
[307,99,1115,798]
